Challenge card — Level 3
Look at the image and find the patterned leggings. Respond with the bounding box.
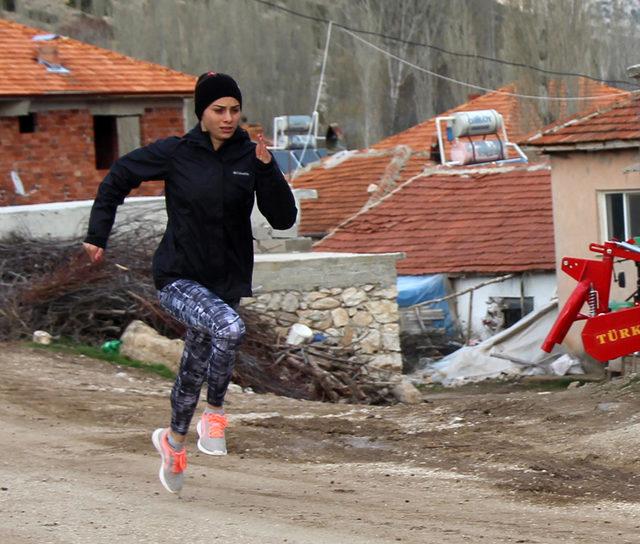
[158,279,246,435]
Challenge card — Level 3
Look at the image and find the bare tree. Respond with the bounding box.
[379,0,429,132]
[334,0,387,147]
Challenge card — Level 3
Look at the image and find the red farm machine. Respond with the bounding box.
[542,238,640,362]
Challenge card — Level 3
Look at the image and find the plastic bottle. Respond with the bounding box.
[101,340,122,354]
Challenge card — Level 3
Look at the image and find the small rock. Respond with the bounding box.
[392,378,423,404]
[32,330,52,345]
[120,320,183,372]
[567,380,581,389]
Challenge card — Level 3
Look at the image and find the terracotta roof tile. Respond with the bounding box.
[372,81,628,152]
[313,164,554,274]
[291,149,431,236]
[0,18,195,97]
[527,93,640,146]
[292,79,623,241]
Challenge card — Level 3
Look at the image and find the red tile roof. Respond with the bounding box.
[526,93,640,148]
[372,80,628,152]
[292,79,626,239]
[0,18,195,97]
[313,163,554,274]
[292,148,431,236]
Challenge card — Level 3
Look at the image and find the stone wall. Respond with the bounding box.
[245,252,404,374]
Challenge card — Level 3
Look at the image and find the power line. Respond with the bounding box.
[291,21,333,181]
[342,28,635,101]
[249,0,637,88]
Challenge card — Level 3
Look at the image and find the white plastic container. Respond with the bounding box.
[286,323,313,346]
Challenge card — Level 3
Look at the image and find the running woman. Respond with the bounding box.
[83,72,297,493]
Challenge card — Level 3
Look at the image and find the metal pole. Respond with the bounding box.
[466,290,474,344]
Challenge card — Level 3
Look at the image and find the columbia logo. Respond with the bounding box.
[233,171,250,176]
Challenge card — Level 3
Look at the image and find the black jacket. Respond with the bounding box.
[85,125,297,303]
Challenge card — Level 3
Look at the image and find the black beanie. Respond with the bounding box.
[194,72,242,120]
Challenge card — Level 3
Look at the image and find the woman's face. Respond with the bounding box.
[200,97,241,149]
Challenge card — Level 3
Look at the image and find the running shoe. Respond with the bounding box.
[196,412,228,455]
[151,428,187,493]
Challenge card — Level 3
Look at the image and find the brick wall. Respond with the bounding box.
[0,105,186,206]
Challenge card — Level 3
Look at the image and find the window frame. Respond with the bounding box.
[599,190,640,241]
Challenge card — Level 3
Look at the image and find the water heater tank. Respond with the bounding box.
[449,109,504,138]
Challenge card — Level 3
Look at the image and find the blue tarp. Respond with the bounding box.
[397,274,455,335]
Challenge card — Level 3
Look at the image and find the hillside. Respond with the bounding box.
[2,0,639,148]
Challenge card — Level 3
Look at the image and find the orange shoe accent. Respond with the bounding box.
[162,431,188,474]
[171,448,187,474]
[203,413,228,439]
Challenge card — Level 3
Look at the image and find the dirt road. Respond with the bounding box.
[3,344,640,543]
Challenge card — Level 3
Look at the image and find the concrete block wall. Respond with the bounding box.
[0,188,312,244]
[245,252,405,374]
[0,197,166,240]
[1,104,184,206]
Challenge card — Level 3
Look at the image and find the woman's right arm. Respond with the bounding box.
[83,137,179,256]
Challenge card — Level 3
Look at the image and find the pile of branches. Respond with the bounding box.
[0,224,175,342]
[1,227,397,404]
[235,308,397,404]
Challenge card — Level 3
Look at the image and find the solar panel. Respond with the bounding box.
[272,150,300,174]
[292,149,321,166]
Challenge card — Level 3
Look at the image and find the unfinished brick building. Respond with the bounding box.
[0,18,195,206]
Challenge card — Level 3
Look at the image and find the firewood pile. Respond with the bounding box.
[0,227,173,342]
[1,231,397,404]
[236,309,396,404]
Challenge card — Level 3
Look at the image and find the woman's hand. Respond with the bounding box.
[255,133,272,164]
[83,242,104,264]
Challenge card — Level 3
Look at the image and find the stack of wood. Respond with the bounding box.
[236,308,396,404]
[0,230,171,342]
[1,234,397,404]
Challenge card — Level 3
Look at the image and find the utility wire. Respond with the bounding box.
[250,0,637,88]
[342,28,635,101]
[291,21,333,180]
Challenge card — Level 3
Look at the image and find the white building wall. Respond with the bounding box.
[452,272,557,340]
[0,189,313,242]
[0,197,167,240]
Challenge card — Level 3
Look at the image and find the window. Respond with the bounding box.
[1,0,16,12]
[93,115,118,169]
[18,114,36,134]
[484,296,534,332]
[604,192,640,241]
[501,297,534,328]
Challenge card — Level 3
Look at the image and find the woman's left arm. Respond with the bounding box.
[254,135,297,230]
